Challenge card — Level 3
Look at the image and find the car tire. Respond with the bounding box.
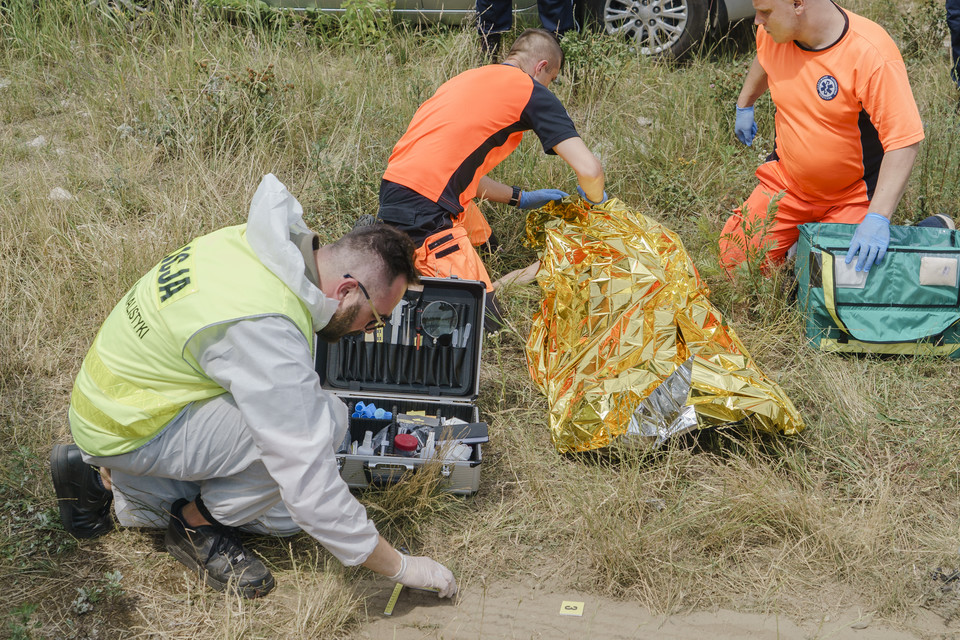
[584,0,710,60]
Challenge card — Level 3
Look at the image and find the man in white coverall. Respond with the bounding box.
[50,174,457,599]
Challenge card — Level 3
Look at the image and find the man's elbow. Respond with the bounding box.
[576,156,604,183]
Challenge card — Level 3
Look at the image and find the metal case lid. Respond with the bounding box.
[315,277,486,402]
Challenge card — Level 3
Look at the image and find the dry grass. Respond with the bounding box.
[3,1,960,637]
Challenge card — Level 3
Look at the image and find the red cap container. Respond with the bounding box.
[393,434,419,457]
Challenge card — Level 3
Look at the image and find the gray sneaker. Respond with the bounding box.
[164,498,275,598]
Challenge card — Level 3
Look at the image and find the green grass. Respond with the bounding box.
[2,0,960,637]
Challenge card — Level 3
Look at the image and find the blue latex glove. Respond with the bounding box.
[845,213,890,272]
[517,188,568,209]
[735,105,757,146]
[577,185,608,206]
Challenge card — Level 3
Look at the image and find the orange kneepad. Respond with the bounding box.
[458,200,493,247]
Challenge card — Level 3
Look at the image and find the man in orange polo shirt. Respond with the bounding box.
[721,0,926,275]
[378,29,605,320]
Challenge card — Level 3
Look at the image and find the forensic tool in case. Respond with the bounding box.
[315,277,488,494]
[420,300,458,345]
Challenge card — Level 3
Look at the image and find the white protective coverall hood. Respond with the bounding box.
[245,173,341,328]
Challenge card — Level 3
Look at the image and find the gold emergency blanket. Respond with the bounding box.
[524,198,804,453]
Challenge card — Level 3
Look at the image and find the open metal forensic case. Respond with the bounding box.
[316,277,487,495]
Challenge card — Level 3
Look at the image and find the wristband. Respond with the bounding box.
[508,186,521,207]
[388,551,407,581]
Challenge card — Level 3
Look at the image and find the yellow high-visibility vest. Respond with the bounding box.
[70,224,315,456]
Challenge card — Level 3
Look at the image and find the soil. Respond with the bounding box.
[355,579,959,640]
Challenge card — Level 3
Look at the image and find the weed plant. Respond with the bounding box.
[2,0,959,637]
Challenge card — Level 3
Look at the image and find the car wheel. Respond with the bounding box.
[585,0,710,59]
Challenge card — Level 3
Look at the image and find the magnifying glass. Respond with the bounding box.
[420,300,458,345]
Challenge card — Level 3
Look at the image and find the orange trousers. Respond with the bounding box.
[719,161,869,272]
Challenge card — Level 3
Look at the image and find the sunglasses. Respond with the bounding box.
[344,273,385,332]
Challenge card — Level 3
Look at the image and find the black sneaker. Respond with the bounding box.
[935,214,956,230]
[916,214,956,230]
[164,498,275,598]
[49,443,114,539]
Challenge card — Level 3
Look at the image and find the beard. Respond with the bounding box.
[317,301,362,343]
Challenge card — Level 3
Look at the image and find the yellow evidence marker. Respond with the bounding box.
[384,583,404,616]
[559,601,585,616]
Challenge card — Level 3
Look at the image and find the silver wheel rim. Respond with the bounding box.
[602,0,690,55]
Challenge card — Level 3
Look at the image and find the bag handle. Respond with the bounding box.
[819,252,850,335]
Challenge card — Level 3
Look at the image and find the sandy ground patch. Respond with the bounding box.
[355,580,955,639]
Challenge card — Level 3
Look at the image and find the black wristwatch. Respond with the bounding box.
[508,186,521,207]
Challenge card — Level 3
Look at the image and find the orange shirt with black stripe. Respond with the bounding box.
[382,63,579,217]
[757,6,924,205]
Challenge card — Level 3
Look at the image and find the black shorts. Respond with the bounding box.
[377,180,457,246]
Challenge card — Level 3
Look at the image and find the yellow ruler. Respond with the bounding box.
[384,583,403,616]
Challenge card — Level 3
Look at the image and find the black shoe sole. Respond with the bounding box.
[164,529,276,598]
[50,444,113,539]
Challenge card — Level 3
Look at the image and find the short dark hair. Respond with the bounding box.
[507,28,564,72]
[333,224,420,286]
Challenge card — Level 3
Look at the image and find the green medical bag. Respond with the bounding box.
[795,222,960,357]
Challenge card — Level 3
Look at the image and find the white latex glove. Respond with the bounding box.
[389,553,458,598]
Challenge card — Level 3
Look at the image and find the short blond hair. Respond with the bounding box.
[506,28,564,72]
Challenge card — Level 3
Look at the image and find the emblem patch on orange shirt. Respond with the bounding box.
[817,75,839,101]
